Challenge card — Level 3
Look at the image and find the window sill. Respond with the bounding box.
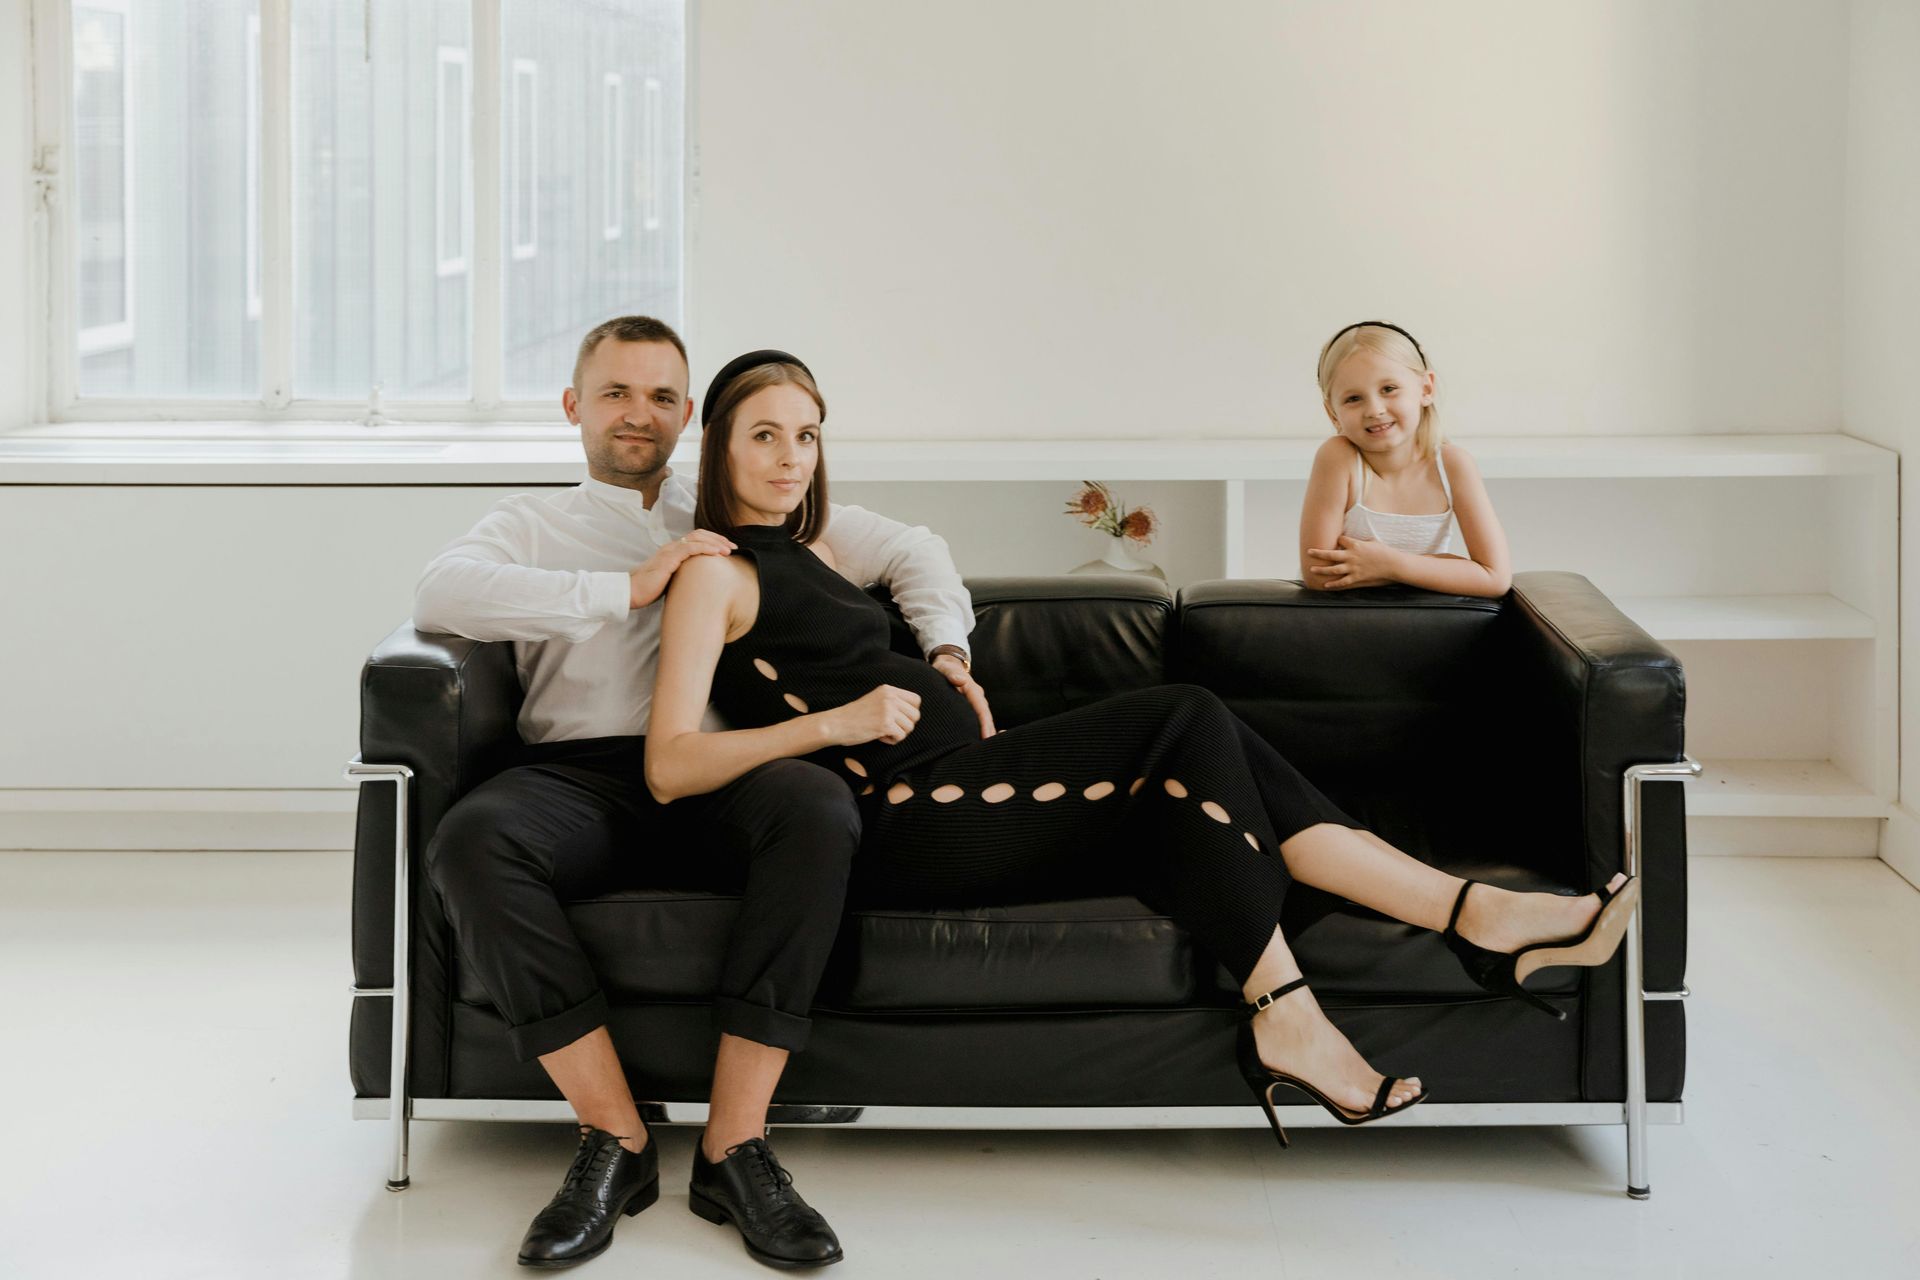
[0,426,1894,486]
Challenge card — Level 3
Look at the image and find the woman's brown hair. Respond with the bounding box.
[694,362,830,543]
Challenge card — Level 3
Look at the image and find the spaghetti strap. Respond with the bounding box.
[1435,447,1453,507]
[1352,448,1368,507]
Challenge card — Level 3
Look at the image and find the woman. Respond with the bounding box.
[647,350,1638,1142]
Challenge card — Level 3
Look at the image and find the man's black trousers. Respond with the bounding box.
[424,736,859,1061]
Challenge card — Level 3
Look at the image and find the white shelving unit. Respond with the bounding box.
[0,428,1897,857]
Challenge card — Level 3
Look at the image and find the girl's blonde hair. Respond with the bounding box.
[1316,322,1443,461]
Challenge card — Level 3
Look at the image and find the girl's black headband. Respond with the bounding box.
[1321,321,1428,371]
[702,349,814,426]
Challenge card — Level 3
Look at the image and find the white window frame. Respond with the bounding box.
[642,75,662,232]
[435,45,471,279]
[509,57,538,261]
[602,71,624,241]
[245,6,261,320]
[72,0,135,358]
[26,0,691,425]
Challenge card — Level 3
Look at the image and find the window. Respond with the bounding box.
[436,47,471,278]
[72,0,133,359]
[245,5,260,320]
[643,77,662,232]
[602,72,625,242]
[500,0,685,400]
[67,0,256,398]
[510,59,538,261]
[44,0,687,417]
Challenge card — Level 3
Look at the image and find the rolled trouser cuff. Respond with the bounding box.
[507,989,612,1062]
[713,996,812,1052]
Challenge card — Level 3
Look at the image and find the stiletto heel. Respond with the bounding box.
[1235,977,1426,1150]
[1442,876,1641,1021]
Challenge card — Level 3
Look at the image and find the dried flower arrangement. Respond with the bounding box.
[1064,481,1157,544]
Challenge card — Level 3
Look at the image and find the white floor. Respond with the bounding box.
[1,852,1915,1279]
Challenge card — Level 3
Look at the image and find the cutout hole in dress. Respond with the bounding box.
[1200,800,1231,824]
[753,658,779,681]
[982,782,1016,804]
[932,784,965,804]
[1163,778,1189,799]
[783,692,809,714]
[1129,777,1146,796]
[887,782,914,805]
[843,757,868,778]
[1032,782,1066,802]
[1082,781,1115,801]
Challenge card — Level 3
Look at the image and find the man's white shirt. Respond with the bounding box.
[413,472,974,744]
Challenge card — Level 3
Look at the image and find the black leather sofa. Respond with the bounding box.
[349,572,1692,1197]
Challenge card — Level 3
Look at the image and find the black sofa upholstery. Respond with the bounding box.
[350,571,1688,1178]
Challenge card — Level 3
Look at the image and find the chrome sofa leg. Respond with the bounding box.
[347,757,416,1191]
[1621,757,1700,1200]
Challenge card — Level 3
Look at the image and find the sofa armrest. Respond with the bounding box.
[1504,571,1688,897]
[1505,572,1689,1101]
[350,624,522,1097]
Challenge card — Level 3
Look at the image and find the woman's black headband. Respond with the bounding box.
[1321,321,1427,371]
[702,349,814,426]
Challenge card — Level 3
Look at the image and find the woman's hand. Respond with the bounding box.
[823,684,922,745]
[1304,534,1403,590]
[629,531,737,610]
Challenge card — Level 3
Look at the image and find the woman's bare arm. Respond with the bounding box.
[643,556,843,803]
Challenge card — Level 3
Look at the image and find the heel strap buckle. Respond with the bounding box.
[1248,976,1310,1013]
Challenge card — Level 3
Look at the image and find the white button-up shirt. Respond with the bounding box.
[413,472,974,744]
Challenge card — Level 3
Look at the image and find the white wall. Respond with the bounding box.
[0,1,1888,849]
[0,0,34,430]
[692,0,1847,441]
[1842,0,1920,885]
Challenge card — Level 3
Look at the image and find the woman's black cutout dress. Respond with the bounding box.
[706,522,1359,981]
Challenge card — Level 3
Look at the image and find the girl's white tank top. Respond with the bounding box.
[1342,447,1455,556]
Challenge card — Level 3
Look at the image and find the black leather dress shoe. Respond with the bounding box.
[517,1125,659,1269]
[688,1136,843,1269]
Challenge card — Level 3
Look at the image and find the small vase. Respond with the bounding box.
[1072,535,1167,581]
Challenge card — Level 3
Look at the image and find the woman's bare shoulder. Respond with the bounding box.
[669,550,753,597]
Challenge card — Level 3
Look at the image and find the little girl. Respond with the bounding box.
[1299,321,1511,597]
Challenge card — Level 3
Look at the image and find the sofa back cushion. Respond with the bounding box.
[1173,581,1505,784]
[957,576,1175,729]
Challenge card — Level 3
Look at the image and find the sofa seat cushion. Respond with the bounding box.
[452,853,1587,1012]
[825,897,1200,1009]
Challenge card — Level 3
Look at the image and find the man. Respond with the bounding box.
[414,316,990,1270]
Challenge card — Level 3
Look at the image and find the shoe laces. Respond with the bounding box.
[558,1125,624,1197]
[729,1138,797,1207]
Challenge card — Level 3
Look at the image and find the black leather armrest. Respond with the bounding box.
[1504,572,1689,1100]
[1503,572,1688,894]
[350,624,522,1097]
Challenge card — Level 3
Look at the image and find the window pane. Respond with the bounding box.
[502,0,685,400]
[72,0,258,398]
[293,0,471,400]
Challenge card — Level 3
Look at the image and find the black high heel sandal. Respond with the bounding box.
[1234,977,1427,1149]
[1442,876,1641,1021]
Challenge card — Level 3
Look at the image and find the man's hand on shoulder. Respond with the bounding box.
[629,530,737,611]
[930,652,997,737]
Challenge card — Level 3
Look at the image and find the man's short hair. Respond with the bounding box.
[572,316,689,390]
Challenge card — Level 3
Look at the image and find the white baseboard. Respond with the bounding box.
[1880,804,1920,890]
[0,789,357,850]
